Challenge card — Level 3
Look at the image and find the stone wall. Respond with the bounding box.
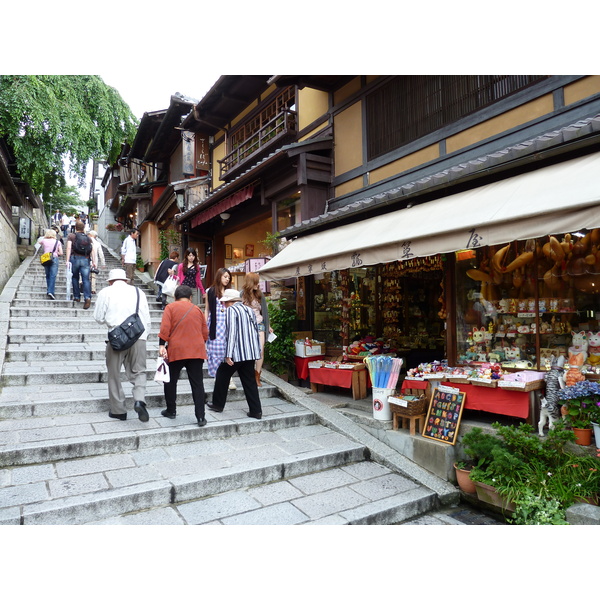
[0,208,21,294]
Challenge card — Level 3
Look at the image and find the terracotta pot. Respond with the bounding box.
[572,427,592,446]
[473,481,516,512]
[454,463,476,494]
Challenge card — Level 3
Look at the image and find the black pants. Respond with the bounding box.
[212,359,262,415]
[163,358,206,421]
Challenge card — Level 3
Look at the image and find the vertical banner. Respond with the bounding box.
[182,131,195,176]
[296,276,306,320]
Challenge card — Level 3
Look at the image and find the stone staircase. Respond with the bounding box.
[0,242,457,525]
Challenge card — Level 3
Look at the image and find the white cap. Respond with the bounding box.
[107,268,128,281]
[221,288,242,303]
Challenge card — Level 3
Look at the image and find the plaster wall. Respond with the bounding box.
[0,208,20,293]
[334,101,363,176]
[446,94,554,154]
[298,87,329,131]
[564,75,600,105]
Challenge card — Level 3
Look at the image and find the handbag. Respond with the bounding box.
[162,275,178,297]
[108,288,145,351]
[153,356,170,383]
[40,240,59,266]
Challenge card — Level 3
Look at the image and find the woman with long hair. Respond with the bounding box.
[38,228,63,300]
[205,267,236,387]
[241,272,272,386]
[174,247,205,304]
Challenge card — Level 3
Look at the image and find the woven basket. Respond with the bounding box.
[498,379,545,392]
[389,394,428,416]
[470,380,498,388]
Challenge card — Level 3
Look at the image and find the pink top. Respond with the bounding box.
[39,237,63,257]
[175,262,205,294]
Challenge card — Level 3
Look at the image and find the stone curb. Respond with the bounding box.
[261,370,460,507]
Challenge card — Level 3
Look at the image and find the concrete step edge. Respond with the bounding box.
[10,444,366,525]
[0,385,280,418]
[0,411,318,467]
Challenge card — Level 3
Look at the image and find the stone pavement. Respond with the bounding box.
[0,243,461,525]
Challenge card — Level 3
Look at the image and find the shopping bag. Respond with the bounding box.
[154,356,170,383]
[65,262,72,301]
[162,275,178,297]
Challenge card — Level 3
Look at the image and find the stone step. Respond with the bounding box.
[6,329,141,344]
[85,468,437,525]
[0,253,448,526]
[9,306,165,319]
[0,378,276,419]
[6,316,164,330]
[0,399,317,467]
[0,357,262,387]
[5,341,163,362]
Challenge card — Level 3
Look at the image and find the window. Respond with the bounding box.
[366,76,548,160]
[277,191,301,231]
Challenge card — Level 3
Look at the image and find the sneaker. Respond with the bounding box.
[198,418,207,427]
[47,293,55,300]
[229,381,237,390]
[161,409,176,419]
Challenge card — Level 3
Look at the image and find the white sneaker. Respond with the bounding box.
[229,381,237,390]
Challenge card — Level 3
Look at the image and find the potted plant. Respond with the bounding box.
[453,460,476,494]
[136,254,145,272]
[264,298,297,380]
[557,379,600,445]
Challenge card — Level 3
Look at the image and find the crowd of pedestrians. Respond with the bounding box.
[39,217,269,426]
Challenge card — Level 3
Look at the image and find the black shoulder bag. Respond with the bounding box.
[108,288,145,351]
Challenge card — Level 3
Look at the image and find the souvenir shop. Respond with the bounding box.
[259,152,600,420]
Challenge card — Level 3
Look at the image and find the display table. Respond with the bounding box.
[400,379,538,422]
[294,355,326,381]
[310,365,369,400]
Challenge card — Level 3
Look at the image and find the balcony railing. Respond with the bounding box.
[219,108,297,179]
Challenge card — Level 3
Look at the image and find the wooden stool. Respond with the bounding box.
[393,412,426,435]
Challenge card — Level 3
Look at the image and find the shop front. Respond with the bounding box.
[258,151,600,419]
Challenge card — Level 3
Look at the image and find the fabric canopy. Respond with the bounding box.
[258,152,600,281]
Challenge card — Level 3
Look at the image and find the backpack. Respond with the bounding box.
[72,232,92,256]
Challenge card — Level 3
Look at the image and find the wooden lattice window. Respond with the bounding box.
[366,75,548,160]
[230,87,296,152]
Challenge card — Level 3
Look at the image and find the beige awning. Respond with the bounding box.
[258,152,600,281]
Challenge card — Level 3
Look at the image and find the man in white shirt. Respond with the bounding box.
[94,268,152,422]
[61,213,70,239]
[121,229,139,285]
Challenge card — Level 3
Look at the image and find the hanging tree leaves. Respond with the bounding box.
[0,75,138,199]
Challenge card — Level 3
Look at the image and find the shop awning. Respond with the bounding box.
[258,152,600,281]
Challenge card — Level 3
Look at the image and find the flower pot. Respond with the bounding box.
[572,427,592,446]
[473,481,516,512]
[454,463,476,494]
[592,422,600,449]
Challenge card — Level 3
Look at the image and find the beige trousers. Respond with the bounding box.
[105,339,147,415]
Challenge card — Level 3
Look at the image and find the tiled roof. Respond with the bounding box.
[282,113,600,237]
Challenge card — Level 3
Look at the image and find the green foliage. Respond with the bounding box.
[260,231,280,254]
[0,75,138,200]
[461,422,599,523]
[507,490,568,525]
[44,184,81,218]
[264,298,297,377]
[136,254,144,269]
[159,229,180,261]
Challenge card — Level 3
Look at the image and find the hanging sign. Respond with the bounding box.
[422,384,466,445]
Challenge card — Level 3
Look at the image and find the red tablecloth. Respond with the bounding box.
[294,355,326,380]
[451,383,530,419]
[310,368,357,389]
[401,379,530,419]
[401,379,429,390]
